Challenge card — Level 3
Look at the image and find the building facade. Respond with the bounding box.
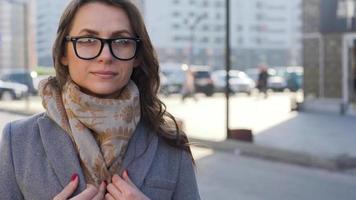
[0,1,27,69]
[36,0,70,67]
[144,0,302,69]
[302,0,356,114]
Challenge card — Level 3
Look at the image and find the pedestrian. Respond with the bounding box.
[257,64,269,98]
[181,67,197,102]
[0,1,200,199]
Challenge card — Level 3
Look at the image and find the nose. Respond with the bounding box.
[97,42,113,63]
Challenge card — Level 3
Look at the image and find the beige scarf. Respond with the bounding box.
[39,78,141,186]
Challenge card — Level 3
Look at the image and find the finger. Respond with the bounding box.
[54,174,79,200]
[92,181,106,200]
[112,174,129,191]
[107,183,124,200]
[122,170,135,188]
[105,193,115,200]
[71,184,98,200]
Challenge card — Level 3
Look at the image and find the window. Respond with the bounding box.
[215,1,223,7]
[202,24,210,31]
[201,37,209,43]
[172,24,180,29]
[202,1,209,7]
[215,37,224,44]
[173,11,180,17]
[236,25,243,31]
[256,1,263,9]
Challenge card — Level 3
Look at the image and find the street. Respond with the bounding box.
[162,91,299,141]
[194,147,356,200]
[1,92,356,158]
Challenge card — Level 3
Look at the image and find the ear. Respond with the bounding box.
[61,55,69,66]
[133,57,141,68]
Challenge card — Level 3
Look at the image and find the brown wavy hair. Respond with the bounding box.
[52,0,192,158]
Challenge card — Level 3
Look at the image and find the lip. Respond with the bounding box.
[91,70,118,79]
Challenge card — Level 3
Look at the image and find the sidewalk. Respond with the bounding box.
[1,96,356,171]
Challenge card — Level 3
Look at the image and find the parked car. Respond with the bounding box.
[212,70,255,95]
[159,72,171,96]
[284,66,303,92]
[0,69,37,95]
[160,63,186,95]
[190,65,215,96]
[268,75,287,91]
[0,80,28,100]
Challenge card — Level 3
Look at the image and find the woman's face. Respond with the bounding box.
[61,2,138,97]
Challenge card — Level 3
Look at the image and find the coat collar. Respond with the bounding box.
[37,114,87,195]
[38,114,158,191]
[120,121,158,188]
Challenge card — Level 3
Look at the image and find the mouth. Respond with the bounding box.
[91,71,118,79]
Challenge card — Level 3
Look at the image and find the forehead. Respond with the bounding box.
[69,2,133,35]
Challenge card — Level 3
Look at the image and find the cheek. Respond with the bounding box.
[119,61,135,78]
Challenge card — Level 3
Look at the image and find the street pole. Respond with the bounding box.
[225,0,231,138]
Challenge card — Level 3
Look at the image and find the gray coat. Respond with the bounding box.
[0,113,200,200]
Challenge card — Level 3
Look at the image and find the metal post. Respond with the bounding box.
[225,0,231,138]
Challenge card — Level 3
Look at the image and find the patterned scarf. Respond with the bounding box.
[39,78,141,186]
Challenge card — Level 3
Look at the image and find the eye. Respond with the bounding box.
[77,38,99,45]
[113,39,131,46]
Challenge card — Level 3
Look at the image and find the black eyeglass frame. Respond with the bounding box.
[65,36,141,61]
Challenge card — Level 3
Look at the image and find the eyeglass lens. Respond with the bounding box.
[75,37,137,60]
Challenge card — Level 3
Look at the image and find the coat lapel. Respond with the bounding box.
[38,115,158,191]
[121,121,158,188]
[37,114,86,194]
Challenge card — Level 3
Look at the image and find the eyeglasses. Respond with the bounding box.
[65,36,141,60]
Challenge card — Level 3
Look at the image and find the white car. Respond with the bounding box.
[212,70,255,95]
[0,80,28,100]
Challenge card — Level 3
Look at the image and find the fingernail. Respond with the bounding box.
[71,173,78,181]
[103,180,107,185]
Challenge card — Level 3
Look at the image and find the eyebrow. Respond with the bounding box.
[77,29,134,37]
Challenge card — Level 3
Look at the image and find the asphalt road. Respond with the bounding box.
[194,147,356,200]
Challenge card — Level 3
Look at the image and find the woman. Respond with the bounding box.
[0,0,200,199]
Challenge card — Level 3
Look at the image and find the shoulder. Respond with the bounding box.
[2,112,51,148]
[156,135,185,158]
[4,112,45,129]
[2,112,46,137]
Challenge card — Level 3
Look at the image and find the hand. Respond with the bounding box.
[105,170,150,200]
[53,174,106,200]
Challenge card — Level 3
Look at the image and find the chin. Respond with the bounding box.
[82,86,122,98]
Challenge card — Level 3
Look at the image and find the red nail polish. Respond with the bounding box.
[103,180,107,185]
[125,170,129,176]
[71,173,78,181]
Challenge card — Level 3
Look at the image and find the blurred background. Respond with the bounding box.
[1,0,356,199]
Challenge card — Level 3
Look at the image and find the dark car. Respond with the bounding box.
[0,80,28,100]
[0,69,37,95]
[191,66,214,96]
